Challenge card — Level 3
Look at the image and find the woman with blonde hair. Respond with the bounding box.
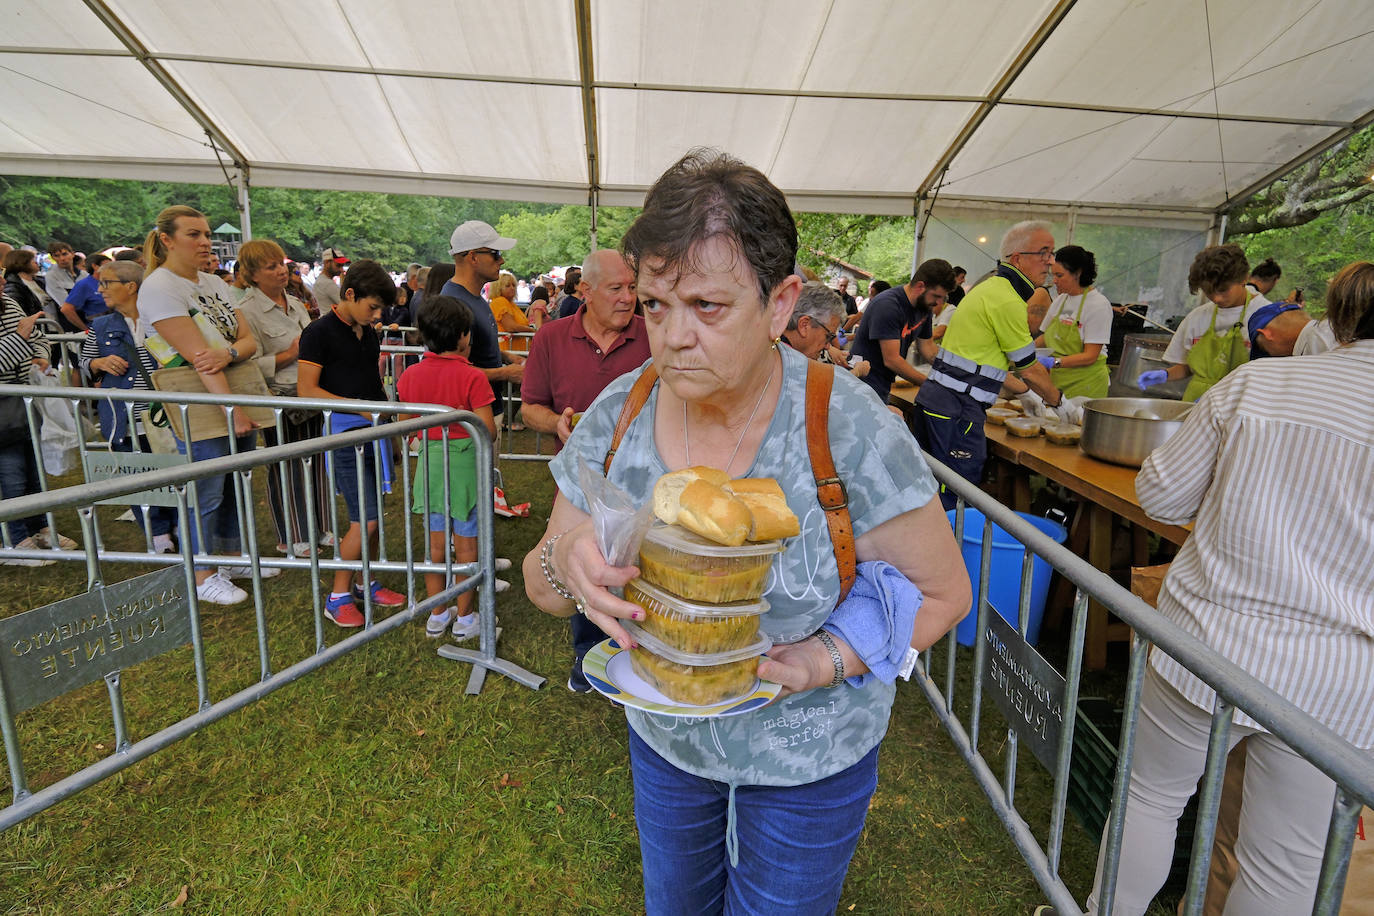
[140,205,267,606]
[236,238,332,557]
[488,269,533,354]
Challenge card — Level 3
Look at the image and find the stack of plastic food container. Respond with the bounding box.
[623,523,782,705]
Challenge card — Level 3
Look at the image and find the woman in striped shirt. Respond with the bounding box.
[1085,261,1374,915]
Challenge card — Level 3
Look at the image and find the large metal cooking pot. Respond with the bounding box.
[1080,397,1192,467]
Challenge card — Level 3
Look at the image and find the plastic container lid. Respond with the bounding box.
[623,620,772,665]
[627,577,769,620]
[642,522,782,558]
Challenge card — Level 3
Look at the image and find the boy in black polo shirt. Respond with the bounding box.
[298,260,406,627]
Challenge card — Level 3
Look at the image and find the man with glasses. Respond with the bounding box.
[61,252,112,332]
[441,220,524,390]
[850,258,957,405]
[913,220,1068,508]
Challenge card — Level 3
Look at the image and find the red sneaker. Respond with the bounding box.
[325,595,365,628]
[354,581,407,608]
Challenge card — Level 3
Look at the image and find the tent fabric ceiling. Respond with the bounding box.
[1,0,1372,225]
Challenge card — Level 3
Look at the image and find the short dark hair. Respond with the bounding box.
[953,266,967,277]
[86,253,111,272]
[529,285,550,304]
[46,240,72,257]
[340,259,397,305]
[911,258,957,293]
[1054,245,1098,287]
[417,294,473,353]
[1188,244,1250,296]
[563,268,582,296]
[1326,261,1374,344]
[114,249,141,262]
[869,279,891,297]
[621,148,797,303]
[1250,257,1282,282]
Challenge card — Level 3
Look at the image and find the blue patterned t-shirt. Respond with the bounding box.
[550,344,938,786]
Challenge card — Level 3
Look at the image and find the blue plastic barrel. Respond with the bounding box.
[946,509,1067,646]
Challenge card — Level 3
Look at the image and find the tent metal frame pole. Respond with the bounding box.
[914,0,1081,201]
[913,197,930,271]
[574,0,599,250]
[238,168,252,241]
[80,0,249,176]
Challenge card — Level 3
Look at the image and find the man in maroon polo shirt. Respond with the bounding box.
[520,248,650,692]
[520,249,649,454]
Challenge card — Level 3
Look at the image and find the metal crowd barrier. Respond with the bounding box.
[918,457,1372,914]
[0,382,543,833]
[377,341,557,463]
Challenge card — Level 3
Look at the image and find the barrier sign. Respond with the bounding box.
[82,451,185,507]
[981,607,1066,770]
[0,567,191,714]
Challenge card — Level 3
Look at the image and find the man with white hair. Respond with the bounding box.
[312,247,349,310]
[912,220,1067,508]
[519,248,648,691]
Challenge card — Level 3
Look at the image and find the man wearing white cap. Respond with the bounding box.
[440,221,523,387]
[313,246,349,310]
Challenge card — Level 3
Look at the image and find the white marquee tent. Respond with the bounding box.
[2,0,1372,253]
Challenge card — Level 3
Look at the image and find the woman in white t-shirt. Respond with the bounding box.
[1034,245,1113,399]
[140,205,267,606]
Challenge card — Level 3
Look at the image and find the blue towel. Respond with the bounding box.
[824,560,923,688]
[328,411,394,494]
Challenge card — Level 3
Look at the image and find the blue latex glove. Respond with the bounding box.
[1137,369,1168,390]
[1037,354,1055,370]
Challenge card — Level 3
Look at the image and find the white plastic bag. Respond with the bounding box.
[577,462,654,567]
[29,366,80,475]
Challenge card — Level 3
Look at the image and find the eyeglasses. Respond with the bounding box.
[474,248,505,260]
[1016,248,1056,260]
[812,319,838,347]
[96,279,131,288]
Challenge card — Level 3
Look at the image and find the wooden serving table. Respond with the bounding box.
[983,423,1190,669]
[888,382,1188,669]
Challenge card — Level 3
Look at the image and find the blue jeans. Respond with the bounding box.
[176,432,256,569]
[628,728,880,916]
[331,443,380,524]
[0,442,43,543]
[112,435,176,537]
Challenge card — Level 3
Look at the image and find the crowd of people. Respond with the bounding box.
[0,147,1370,914]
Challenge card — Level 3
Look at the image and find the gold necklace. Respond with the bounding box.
[683,354,777,476]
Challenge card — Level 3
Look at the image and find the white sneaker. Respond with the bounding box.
[36,529,77,550]
[197,573,247,606]
[425,607,455,638]
[5,535,55,567]
[451,613,480,641]
[220,563,282,580]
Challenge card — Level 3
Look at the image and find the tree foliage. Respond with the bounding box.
[1227,126,1374,237]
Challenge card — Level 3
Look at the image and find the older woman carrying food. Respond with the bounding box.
[236,239,333,557]
[522,150,969,915]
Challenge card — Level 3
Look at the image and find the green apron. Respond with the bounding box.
[1044,289,1110,399]
[1183,296,1252,402]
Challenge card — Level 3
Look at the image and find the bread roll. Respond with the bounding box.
[727,478,799,541]
[675,479,751,547]
[652,466,732,525]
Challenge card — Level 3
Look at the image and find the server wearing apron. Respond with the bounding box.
[1034,245,1112,399]
[1137,244,1268,402]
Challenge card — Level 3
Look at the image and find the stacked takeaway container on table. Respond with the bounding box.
[614,467,799,707]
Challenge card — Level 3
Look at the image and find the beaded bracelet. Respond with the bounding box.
[813,629,846,689]
[539,533,583,613]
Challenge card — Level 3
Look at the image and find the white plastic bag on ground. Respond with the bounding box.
[28,366,80,475]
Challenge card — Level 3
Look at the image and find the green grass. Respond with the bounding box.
[0,438,1134,914]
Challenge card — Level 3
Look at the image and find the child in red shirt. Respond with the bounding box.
[397,295,497,640]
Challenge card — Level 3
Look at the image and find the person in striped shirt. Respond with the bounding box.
[1083,261,1374,915]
